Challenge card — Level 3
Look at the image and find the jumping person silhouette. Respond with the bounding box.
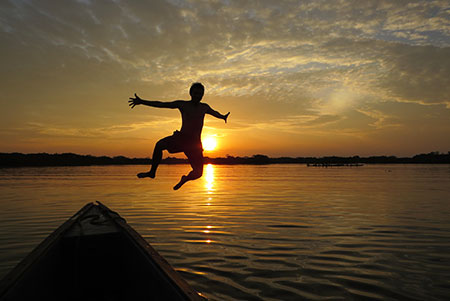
[128,83,230,190]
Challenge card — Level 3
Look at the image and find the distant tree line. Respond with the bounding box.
[205,152,450,165]
[0,151,449,168]
[0,153,149,167]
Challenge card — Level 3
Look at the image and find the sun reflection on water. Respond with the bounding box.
[203,165,215,243]
[204,164,215,193]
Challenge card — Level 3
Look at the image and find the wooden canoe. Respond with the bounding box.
[0,201,205,300]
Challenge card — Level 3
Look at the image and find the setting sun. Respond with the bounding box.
[203,136,217,151]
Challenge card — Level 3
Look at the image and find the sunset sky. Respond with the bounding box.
[1,0,449,158]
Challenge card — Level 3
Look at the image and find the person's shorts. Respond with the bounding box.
[165,131,203,155]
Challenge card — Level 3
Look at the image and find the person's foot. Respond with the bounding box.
[173,175,188,190]
[137,171,155,178]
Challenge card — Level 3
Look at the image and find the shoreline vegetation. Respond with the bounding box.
[1,152,449,168]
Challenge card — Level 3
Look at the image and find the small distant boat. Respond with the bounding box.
[0,202,205,300]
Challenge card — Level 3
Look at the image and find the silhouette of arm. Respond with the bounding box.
[206,105,230,123]
[128,93,181,109]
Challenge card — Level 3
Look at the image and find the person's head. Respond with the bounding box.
[189,82,204,103]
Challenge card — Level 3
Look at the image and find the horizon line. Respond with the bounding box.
[1,151,449,159]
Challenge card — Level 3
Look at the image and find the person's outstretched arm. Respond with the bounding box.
[206,105,230,123]
[128,93,181,109]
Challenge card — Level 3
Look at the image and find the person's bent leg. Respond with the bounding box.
[173,150,203,190]
[173,168,203,190]
[138,137,169,178]
[149,138,167,177]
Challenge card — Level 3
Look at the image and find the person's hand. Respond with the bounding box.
[128,93,142,108]
[224,112,230,123]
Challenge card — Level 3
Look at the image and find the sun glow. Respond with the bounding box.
[203,136,217,151]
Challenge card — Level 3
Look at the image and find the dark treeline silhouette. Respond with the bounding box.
[1,151,449,168]
[0,153,149,167]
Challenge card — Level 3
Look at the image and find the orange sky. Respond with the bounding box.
[1,1,449,158]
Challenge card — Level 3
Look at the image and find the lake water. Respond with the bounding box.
[0,164,449,300]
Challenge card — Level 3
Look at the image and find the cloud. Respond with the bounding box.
[2,0,447,103]
[356,109,402,130]
[1,118,180,141]
[378,44,450,105]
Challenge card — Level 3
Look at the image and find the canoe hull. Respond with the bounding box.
[0,202,204,301]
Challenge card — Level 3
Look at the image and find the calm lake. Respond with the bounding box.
[0,164,449,300]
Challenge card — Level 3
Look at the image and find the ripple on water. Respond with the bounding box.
[1,164,450,300]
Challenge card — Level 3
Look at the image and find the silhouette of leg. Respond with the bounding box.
[173,150,203,190]
[149,139,165,177]
[173,175,188,190]
[138,138,169,179]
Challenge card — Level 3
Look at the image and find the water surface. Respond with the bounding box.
[0,164,449,300]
